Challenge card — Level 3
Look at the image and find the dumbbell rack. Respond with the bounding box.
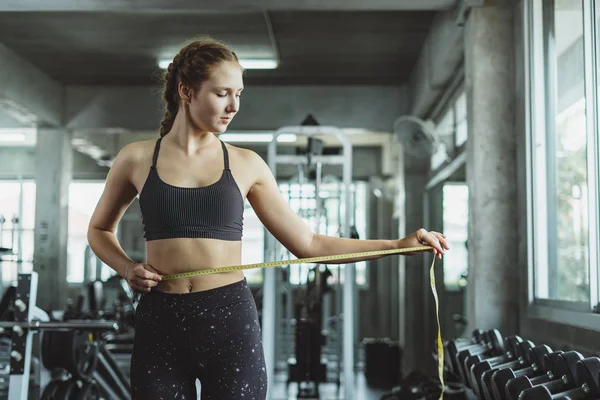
[0,272,118,400]
[441,329,600,400]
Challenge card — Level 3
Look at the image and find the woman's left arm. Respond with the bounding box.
[246,152,449,263]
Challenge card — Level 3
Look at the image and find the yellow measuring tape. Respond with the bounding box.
[162,245,444,399]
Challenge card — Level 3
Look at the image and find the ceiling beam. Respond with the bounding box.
[0,43,63,127]
[1,0,456,12]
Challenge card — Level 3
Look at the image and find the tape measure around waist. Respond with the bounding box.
[160,245,444,399]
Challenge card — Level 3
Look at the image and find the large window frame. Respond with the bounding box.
[525,0,600,329]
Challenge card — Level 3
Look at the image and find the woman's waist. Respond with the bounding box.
[145,238,242,272]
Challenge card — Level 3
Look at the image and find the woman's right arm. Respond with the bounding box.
[87,143,161,290]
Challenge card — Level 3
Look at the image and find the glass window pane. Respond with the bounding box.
[0,180,35,282]
[242,203,264,284]
[535,0,589,302]
[455,92,468,147]
[67,182,107,283]
[0,181,20,252]
[442,184,468,290]
[431,108,454,170]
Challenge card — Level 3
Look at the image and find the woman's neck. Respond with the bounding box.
[167,113,218,155]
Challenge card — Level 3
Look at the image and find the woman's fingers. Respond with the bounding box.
[430,231,450,250]
[135,267,161,282]
[127,264,161,293]
[418,229,444,258]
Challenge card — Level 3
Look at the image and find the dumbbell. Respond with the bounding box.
[480,341,536,400]
[518,357,600,400]
[505,351,582,400]
[454,330,505,385]
[463,336,524,388]
[505,351,564,400]
[447,329,495,374]
[471,340,534,398]
[445,329,484,373]
[490,344,553,400]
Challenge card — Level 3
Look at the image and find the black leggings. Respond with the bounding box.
[130,278,268,399]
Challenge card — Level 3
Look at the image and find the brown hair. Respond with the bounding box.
[159,38,241,137]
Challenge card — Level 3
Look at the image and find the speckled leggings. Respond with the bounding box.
[130,278,268,399]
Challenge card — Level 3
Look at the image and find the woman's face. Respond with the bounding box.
[188,61,244,134]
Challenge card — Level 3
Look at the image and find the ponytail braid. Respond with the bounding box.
[159,62,181,137]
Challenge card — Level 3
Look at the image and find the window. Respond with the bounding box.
[67,182,110,283]
[430,89,467,172]
[454,93,468,148]
[527,0,599,310]
[431,108,453,171]
[442,183,468,290]
[0,180,36,283]
[277,180,368,287]
[241,203,264,284]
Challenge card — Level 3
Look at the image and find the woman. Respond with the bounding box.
[87,37,449,399]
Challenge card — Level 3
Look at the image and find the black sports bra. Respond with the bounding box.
[138,138,244,241]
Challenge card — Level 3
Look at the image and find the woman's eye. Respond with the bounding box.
[216,93,227,98]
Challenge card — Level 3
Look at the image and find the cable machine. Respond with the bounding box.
[262,124,357,399]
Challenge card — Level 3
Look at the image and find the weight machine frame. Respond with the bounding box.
[262,126,357,399]
[0,272,119,400]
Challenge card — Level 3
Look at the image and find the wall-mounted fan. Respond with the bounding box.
[392,115,438,158]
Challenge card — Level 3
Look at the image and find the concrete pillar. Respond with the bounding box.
[464,2,519,335]
[34,127,72,311]
[375,195,396,339]
[401,171,434,375]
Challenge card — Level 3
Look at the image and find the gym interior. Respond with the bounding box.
[0,0,599,399]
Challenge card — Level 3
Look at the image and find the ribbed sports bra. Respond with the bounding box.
[138,138,244,241]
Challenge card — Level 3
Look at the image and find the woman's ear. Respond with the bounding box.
[178,83,192,105]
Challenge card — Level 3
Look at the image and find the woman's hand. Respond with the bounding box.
[400,228,450,259]
[125,263,162,293]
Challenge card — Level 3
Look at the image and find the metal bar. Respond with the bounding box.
[93,370,125,400]
[523,0,536,310]
[582,0,599,312]
[17,179,23,271]
[95,254,103,281]
[275,155,345,165]
[542,0,559,299]
[424,150,467,190]
[530,0,550,301]
[533,298,590,312]
[262,9,280,63]
[84,245,92,284]
[263,136,278,400]
[341,134,355,400]
[8,273,36,400]
[0,320,119,330]
[99,345,131,390]
[96,352,130,400]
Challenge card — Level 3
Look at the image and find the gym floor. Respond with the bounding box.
[270,372,388,400]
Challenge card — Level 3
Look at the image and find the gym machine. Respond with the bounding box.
[263,124,356,399]
[0,271,133,399]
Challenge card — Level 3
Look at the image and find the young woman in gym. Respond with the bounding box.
[87,37,449,399]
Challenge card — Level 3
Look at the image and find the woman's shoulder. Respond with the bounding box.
[113,139,157,167]
[222,142,265,165]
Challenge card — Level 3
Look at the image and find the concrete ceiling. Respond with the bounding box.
[1,0,456,12]
[0,0,456,85]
